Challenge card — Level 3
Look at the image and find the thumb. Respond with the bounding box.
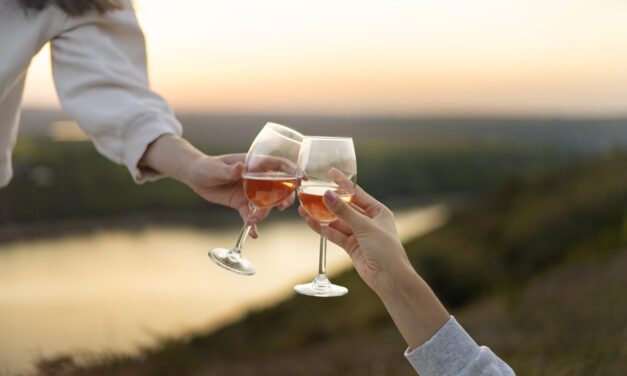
[323,190,371,233]
[217,161,243,182]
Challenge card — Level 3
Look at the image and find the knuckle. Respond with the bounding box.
[333,200,347,212]
[384,207,394,218]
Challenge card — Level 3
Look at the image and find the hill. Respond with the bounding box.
[2,126,575,238]
[18,109,627,153]
[32,151,627,375]
[11,110,627,236]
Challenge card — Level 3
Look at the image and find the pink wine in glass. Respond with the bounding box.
[243,172,298,209]
[298,186,353,223]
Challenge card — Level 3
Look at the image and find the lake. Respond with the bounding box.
[0,205,446,373]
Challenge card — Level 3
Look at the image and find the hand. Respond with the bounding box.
[186,154,296,238]
[299,171,450,349]
[297,169,410,295]
[141,135,296,237]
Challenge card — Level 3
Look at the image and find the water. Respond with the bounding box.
[0,205,446,373]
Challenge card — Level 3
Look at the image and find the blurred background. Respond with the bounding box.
[1,0,626,375]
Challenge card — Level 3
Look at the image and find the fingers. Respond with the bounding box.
[328,168,355,191]
[348,201,368,216]
[246,207,271,226]
[212,158,244,184]
[219,153,246,165]
[329,218,353,236]
[277,191,296,211]
[226,161,244,181]
[248,156,300,176]
[351,185,386,216]
[323,190,374,234]
[249,224,258,238]
[238,204,271,239]
[209,154,245,184]
[297,205,351,234]
[322,224,351,250]
[299,207,321,234]
[299,207,350,249]
[297,205,308,217]
[237,205,257,238]
[328,168,386,217]
[298,198,364,238]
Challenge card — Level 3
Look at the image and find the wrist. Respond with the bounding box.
[373,259,419,301]
[142,134,206,185]
[183,154,213,188]
[374,258,450,350]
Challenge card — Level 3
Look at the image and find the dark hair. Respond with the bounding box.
[20,0,124,16]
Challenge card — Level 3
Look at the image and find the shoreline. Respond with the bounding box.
[0,195,453,247]
[0,211,264,247]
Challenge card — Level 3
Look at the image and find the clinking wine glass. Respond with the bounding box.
[208,122,303,275]
[295,136,357,297]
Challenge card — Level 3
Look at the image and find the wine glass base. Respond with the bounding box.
[208,247,256,276]
[294,274,348,297]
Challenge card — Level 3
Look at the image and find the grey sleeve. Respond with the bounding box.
[404,316,515,376]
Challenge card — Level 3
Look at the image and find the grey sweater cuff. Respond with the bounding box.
[404,316,480,375]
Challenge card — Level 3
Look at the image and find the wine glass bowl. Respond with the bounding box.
[298,185,353,223]
[243,172,298,209]
[208,122,304,275]
[294,136,357,297]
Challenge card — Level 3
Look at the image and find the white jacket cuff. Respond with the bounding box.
[0,150,11,188]
[123,112,182,184]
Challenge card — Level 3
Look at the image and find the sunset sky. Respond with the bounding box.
[23,0,627,116]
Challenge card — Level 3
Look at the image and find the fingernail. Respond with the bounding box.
[324,190,338,204]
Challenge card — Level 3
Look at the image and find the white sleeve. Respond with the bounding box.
[50,4,182,183]
[404,316,515,376]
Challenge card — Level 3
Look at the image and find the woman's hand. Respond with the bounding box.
[186,154,295,237]
[297,169,410,295]
[141,135,295,238]
[299,169,450,349]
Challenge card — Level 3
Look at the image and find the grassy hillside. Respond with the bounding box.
[1,137,572,228]
[407,149,627,308]
[33,151,627,376]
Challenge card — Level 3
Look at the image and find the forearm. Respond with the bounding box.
[380,265,514,375]
[140,134,205,186]
[375,261,450,350]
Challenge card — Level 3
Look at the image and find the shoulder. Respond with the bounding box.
[0,0,21,13]
[54,2,145,58]
[0,0,66,24]
[62,0,140,31]
[0,0,66,36]
[0,1,66,69]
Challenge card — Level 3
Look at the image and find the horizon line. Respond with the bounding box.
[19,106,627,121]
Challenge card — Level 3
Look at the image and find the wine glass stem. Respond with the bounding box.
[233,206,257,253]
[318,223,329,276]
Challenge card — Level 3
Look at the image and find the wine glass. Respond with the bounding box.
[208,122,303,275]
[294,136,357,297]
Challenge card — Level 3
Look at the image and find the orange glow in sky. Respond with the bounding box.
[22,0,627,116]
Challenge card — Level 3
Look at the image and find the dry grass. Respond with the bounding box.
[461,250,627,376]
